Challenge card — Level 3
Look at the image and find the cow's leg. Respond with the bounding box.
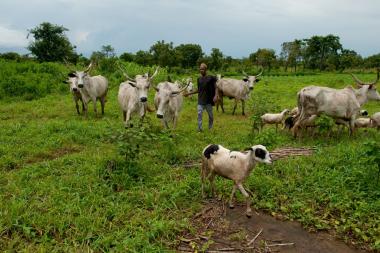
[83,101,88,117]
[201,160,209,198]
[237,183,252,217]
[125,110,132,128]
[220,97,225,113]
[242,100,245,115]
[123,111,126,122]
[74,98,80,115]
[92,97,98,116]
[232,99,238,115]
[229,184,237,208]
[349,118,355,136]
[100,96,106,115]
[173,114,178,129]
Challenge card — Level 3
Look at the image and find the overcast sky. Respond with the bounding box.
[0,0,379,58]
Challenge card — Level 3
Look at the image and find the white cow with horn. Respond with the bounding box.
[154,79,190,128]
[67,62,108,116]
[292,70,380,137]
[118,65,159,128]
[216,70,263,115]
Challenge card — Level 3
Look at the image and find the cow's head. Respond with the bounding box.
[67,62,93,88]
[242,70,263,90]
[351,70,380,101]
[121,67,159,103]
[64,77,80,93]
[154,81,189,118]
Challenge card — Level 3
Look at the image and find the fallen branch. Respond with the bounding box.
[194,206,213,219]
[267,242,295,247]
[247,228,263,246]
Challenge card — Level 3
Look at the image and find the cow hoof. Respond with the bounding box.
[246,211,252,218]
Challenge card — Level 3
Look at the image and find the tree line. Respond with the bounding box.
[2,22,379,72]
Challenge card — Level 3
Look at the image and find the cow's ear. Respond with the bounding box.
[128,81,136,87]
[256,79,260,83]
[63,80,69,84]
[68,72,76,78]
[243,78,249,82]
[369,84,374,89]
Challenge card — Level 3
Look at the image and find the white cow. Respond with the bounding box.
[64,77,84,115]
[154,80,189,128]
[293,71,380,137]
[216,70,262,115]
[118,67,159,128]
[68,63,108,116]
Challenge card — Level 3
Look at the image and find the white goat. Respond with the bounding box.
[261,109,290,131]
[201,144,272,217]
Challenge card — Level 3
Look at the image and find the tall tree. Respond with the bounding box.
[304,35,342,70]
[174,44,203,68]
[101,45,116,58]
[209,48,224,70]
[150,40,175,67]
[27,22,77,62]
[249,48,276,71]
[280,39,302,71]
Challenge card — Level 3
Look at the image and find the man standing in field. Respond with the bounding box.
[185,63,218,132]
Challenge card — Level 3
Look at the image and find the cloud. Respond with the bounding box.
[71,30,90,44]
[0,25,28,47]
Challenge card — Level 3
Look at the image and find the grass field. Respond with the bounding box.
[0,70,379,252]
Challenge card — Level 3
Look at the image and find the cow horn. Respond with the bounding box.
[154,86,159,92]
[117,62,135,82]
[350,71,379,86]
[256,69,263,77]
[63,58,76,73]
[149,67,159,79]
[84,62,93,73]
[171,82,190,95]
[242,70,248,76]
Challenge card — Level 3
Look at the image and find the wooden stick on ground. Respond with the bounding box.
[247,228,263,246]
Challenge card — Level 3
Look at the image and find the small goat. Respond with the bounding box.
[261,109,289,131]
[201,144,272,217]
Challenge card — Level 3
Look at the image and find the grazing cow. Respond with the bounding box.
[216,70,262,115]
[68,63,108,116]
[292,71,380,137]
[118,67,159,127]
[64,77,84,115]
[154,80,190,128]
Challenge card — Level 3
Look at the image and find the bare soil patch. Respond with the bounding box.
[177,200,368,253]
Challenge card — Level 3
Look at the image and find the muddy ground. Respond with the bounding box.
[177,200,368,253]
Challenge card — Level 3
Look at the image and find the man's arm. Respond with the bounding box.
[184,90,199,97]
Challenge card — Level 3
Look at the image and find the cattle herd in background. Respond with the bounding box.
[64,63,380,135]
[63,63,380,217]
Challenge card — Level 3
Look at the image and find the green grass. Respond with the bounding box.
[0,70,380,251]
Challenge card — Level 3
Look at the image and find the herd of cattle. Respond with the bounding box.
[65,63,380,135]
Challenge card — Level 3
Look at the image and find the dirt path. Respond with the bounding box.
[177,200,368,253]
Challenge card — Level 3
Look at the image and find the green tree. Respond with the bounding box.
[150,40,176,67]
[249,48,276,71]
[209,48,224,70]
[135,50,153,66]
[304,35,342,70]
[101,45,116,58]
[280,39,302,71]
[339,49,362,70]
[120,52,135,62]
[27,22,78,62]
[174,44,203,68]
[363,53,380,68]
